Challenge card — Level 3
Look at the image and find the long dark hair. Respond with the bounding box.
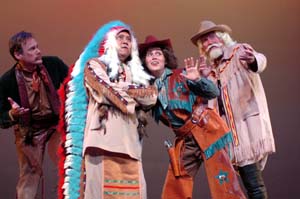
[140,46,178,74]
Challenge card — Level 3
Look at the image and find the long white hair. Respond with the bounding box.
[98,27,152,86]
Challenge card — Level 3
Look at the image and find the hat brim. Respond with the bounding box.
[190,24,232,46]
[139,39,172,57]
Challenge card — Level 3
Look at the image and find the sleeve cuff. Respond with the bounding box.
[248,59,258,72]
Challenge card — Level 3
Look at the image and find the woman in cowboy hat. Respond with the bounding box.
[139,35,246,199]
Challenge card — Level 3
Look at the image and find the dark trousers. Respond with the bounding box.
[238,163,268,199]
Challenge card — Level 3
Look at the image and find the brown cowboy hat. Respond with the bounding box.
[139,35,172,57]
[190,20,232,46]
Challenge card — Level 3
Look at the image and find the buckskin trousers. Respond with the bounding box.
[14,126,58,199]
[161,139,246,199]
[161,109,246,199]
[82,148,147,199]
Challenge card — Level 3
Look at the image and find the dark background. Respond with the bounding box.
[0,0,299,198]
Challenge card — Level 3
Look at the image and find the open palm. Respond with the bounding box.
[181,57,201,81]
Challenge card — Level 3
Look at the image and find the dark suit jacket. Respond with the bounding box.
[0,56,68,129]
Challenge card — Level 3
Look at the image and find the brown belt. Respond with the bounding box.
[173,105,207,137]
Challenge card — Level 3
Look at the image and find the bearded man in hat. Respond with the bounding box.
[139,35,246,199]
[57,21,157,199]
[190,20,276,199]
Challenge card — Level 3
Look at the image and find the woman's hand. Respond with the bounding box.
[181,57,201,81]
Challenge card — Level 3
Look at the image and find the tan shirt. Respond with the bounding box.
[83,59,157,160]
[22,70,52,121]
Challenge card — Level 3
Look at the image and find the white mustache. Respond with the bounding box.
[207,43,222,52]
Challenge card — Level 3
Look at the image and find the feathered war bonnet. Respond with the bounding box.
[97,23,152,85]
[59,20,151,199]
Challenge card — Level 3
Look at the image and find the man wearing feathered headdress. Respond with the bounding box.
[58,21,157,199]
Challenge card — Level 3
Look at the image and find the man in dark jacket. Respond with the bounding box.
[0,31,68,199]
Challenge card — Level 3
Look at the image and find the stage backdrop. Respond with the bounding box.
[0,0,299,198]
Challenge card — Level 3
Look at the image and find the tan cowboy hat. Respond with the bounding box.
[190,20,232,46]
[139,35,172,57]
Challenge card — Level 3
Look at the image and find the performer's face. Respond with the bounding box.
[198,32,223,61]
[145,47,166,78]
[14,37,42,67]
[116,31,132,62]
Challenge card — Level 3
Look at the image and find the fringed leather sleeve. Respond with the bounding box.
[84,60,136,114]
[127,85,158,109]
[127,85,158,98]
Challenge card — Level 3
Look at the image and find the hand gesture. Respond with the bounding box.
[239,44,255,64]
[181,57,201,81]
[198,55,212,78]
[8,97,29,119]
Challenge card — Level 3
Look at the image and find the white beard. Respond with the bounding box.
[208,47,223,61]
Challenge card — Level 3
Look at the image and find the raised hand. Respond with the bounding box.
[181,57,201,81]
[8,97,29,119]
[239,44,255,64]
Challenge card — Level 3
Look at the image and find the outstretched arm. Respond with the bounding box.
[181,57,219,99]
[239,44,267,73]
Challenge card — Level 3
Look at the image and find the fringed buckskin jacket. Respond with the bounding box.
[83,58,157,160]
[208,43,276,169]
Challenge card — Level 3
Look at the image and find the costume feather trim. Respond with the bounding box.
[84,63,130,113]
[127,85,158,98]
[98,24,152,85]
[57,20,129,199]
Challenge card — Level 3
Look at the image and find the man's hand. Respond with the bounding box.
[8,97,29,119]
[239,44,255,64]
[198,55,212,78]
[181,57,201,81]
